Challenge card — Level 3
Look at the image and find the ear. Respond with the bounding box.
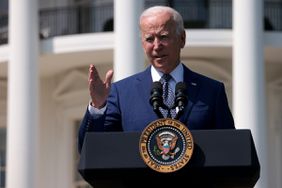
[180,30,186,48]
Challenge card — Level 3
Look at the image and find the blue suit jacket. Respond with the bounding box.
[78,65,235,152]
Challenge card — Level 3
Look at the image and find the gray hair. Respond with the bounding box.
[139,6,185,35]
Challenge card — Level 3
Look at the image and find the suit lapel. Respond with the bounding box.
[135,66,151,99]
[134,66,159,118]
[179,66,200,123]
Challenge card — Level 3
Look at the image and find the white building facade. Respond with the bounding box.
[0,0,282,188]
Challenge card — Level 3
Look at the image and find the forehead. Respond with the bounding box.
[140,12,176,35]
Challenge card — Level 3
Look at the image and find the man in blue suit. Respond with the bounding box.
[78,6,235,152]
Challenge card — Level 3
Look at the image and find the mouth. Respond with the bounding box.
[154,55,167,60]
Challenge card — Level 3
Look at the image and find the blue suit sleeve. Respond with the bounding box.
[77,108,105,153]
[77,84,123,153]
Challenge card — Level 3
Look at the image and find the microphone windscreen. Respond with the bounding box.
[175,82,186,92]
[151,81,162,92]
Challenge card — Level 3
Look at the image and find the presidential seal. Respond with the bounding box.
[139,118,194,173]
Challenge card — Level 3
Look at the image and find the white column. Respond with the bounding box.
[233,1,268,188]
[7,0,39,188]
[114,0,144,81]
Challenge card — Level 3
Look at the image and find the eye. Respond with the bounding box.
[145,36,154,43]
[160,35,169,41]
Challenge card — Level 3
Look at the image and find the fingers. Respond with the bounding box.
[104,69,114,88]
[87,65,114,108]
[88,64,113,89]
[88,64,101,83]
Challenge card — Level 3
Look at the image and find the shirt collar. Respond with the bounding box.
[151,63,184,83]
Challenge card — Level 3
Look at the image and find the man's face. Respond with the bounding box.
[140,12,185,73]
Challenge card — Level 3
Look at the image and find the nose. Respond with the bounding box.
[153,38,163,50]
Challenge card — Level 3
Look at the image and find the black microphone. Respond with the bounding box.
[150,81,164,118]
[174,82,187,119]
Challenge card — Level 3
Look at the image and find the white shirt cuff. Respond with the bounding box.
[88,103,106,116]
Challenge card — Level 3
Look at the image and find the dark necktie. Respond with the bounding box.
[160,74,176,118]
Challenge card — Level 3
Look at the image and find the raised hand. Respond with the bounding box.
[88,64,114,109]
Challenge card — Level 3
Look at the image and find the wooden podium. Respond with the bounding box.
[78,129,260,188]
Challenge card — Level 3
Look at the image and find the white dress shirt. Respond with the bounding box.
[151,63,184,92]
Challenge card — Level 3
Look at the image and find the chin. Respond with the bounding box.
[154,59,167,66]
[155,65,170,73]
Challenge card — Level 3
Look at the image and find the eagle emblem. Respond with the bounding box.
[155,131,180,160]
[140,118,194,173]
